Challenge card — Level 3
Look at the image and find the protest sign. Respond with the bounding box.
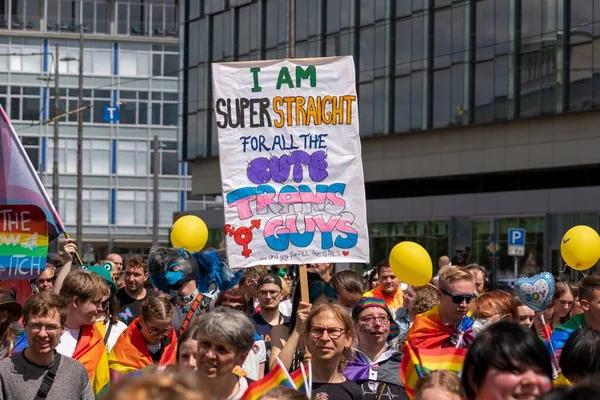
[212,56,369,268]
[0,204,48,279]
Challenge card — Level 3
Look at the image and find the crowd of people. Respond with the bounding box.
[0,243,598,400]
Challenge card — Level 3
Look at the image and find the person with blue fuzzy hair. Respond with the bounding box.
[147,246,242,335]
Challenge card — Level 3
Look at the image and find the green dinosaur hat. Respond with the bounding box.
[82,262,118,295]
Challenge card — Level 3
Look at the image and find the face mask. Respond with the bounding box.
[472,318,493,335]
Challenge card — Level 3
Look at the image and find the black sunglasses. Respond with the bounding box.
[440,288,477,304]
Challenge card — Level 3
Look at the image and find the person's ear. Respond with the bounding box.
[237,350,250,366]
[70,296,79,309]
[580,298,590,312]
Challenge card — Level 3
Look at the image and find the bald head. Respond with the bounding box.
[106,253,123,271]
[438,255,450,269]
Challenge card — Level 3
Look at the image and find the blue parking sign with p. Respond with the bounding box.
[508,228,525,246]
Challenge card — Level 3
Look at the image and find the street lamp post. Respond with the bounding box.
[76,19,84,252]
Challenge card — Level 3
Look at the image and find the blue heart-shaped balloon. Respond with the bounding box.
[515,272,555,312]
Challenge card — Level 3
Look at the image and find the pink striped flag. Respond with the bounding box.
[0,105,65,241]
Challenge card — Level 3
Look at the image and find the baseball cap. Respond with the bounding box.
[257,273,283,290]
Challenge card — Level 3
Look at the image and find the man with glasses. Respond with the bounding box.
[58,270,110,397]
[406,266,476,350]
[0,291,94,399]
[251,274,289,373]
[33,266,57,292]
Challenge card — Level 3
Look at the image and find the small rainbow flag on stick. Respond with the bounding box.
[400,342,467,399]
[241,357,310,400]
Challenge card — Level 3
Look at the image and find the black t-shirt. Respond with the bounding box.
[251,312,289,372]
[312,380,363,400]
[357,381,409,400]
[116,288,154,325]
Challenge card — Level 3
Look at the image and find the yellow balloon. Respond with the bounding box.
[389,241,433,286]
[560,225,600,271]
[170,215,209,253]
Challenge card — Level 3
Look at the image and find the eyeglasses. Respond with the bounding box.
[143,319,173,337]
[360,316,390,325]
[258,290,281,297]
[35,277,56,285]
[309,327,345,340]
[27,323,61,334]
[440,288,477,304]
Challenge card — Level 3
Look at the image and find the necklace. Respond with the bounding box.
[178,289,199,313]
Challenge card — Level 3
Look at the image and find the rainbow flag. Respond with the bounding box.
[72,324,110,399]
[400,341,467,399]
[241,362,309,400]
[108,317,177,383]
[0,105,64,241]
[0,205,49,279]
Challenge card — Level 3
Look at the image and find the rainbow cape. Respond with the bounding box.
[400,341,467,399]
[108,317,177,383]
[363,286,403,309]
[548,313,585,362]
[406,305,473,349]
[72,324,110,399]
[241,362,309,400]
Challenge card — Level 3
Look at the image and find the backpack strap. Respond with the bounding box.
[34,353,62,400]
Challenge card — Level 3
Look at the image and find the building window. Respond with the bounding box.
[294,0,321,58]
[48,138,109,175]
[432,2,466,128]
[150,91,177,126]
[118,90,148,125]
[568,1,597,111]
[520,0,558,116]
[151,44,179,77]
[394,13,425,132]
[59,188,109,225]
[151,0,177,37]
[117,141,148,176]
[116,190,147,225]
[235,2,260,60]
[47,87,92,123]
[117,0,176,37]
[49,40,111,77]
[9,86,40,121]
[473,0,511,123]
[9,38,42,73]
[19,136,40,171]
[156,191,178,225]
[0,0,41,30]
[119,43,151,77]
[150,140,179,176]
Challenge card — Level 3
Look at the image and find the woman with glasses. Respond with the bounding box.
[304,303,362,399]
[344,298,408,400]
[108,295,177,382]
[83,263,127,353]
[471,290,516,335]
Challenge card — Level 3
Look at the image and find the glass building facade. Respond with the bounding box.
[1,0,205,260]
[182,0,600,282]
[183,0,600,158]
